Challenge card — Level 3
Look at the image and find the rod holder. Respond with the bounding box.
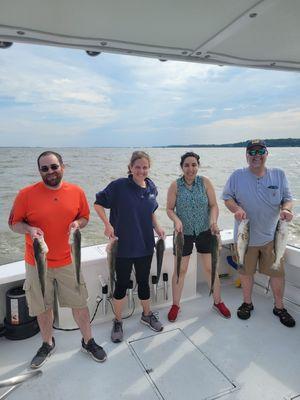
[128,279,134,309]
[163,273,168,301]
[102,285,108,315]
[152,275,158,302]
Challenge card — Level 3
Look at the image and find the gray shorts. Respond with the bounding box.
[24,263,88,317]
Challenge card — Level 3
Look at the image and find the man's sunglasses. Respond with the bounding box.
[39,164,60,172]
[247,148,267,156]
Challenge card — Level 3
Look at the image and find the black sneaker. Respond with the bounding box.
[30,337,55,369]
[81,338,107,362]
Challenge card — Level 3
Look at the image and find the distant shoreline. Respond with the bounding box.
[158,138,300,148]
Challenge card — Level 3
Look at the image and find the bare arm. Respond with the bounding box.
[69,217,88,231]
[152,213,165,239]
[224,198,247,221]
[203,177,219,234]
[166,181,183,233]
[94,203,115,238]
[280,200,293,221]
[9,222,43,239]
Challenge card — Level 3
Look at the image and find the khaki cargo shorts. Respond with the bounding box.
[239,240,285,278]
[24,263,88,317]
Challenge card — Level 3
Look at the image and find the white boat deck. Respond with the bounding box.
[1,280,299,400]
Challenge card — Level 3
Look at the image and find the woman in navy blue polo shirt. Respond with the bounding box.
[166,151,231,322]
[94,151,165,343]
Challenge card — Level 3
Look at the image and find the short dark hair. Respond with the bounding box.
[180,152,200,168]
[37,151,64,168]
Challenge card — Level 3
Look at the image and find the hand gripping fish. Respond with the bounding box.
[236,219,250,267]
[209,233,222,296]
[69,227,81,289]
[174,231,184,283]
[155,238,165,283]
[106,237,118,297]
[272,219,289,270]
[33,236,48,297]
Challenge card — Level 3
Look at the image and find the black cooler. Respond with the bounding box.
[3,286,39,340]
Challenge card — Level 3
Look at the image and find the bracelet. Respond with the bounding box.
[282,208,292,213]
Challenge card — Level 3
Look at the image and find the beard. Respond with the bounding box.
[42,172,63,188]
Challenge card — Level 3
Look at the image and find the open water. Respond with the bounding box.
[1,147,299,266]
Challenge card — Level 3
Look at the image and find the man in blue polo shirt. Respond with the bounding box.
[222,139,295,327]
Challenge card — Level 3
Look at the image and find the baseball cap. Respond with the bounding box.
[246,139,267,150]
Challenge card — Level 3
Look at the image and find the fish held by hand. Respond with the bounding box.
[33,236,48,297]
[236,219,250,267]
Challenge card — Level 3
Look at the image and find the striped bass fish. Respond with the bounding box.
[106,238,118,297]
[236,219,250,267]
[272,219,289,270]
[174,231,184,283]
[209,234,222,296]
[155,238,165,283]
[33,236,48,297]
[69,227,81,288]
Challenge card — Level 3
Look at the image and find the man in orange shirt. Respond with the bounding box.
[9,151,107,368]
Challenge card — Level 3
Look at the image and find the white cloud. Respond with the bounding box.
[0,47,115,113]
[192,108,216,118]
[186,108,300,144]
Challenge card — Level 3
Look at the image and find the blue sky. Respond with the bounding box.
[0,43,300,147]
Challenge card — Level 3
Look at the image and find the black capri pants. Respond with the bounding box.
[114,254,153,300]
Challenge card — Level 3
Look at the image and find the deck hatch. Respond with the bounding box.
[128,328,238,400]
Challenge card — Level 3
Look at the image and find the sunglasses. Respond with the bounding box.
[247,148,267,156]
[39,164,60,172]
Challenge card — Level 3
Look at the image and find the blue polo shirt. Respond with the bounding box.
[222,167,292,246]
[95,176,158,258]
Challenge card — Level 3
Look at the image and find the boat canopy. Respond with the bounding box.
[0,0,300,72]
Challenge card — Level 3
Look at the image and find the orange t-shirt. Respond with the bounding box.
[9,181,90,268]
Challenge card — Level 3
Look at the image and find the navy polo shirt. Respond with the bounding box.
[95,176,158,258]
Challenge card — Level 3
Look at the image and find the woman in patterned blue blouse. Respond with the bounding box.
[166,152,231,322]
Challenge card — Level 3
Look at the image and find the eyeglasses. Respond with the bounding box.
[247,148,267,156]
[39,164,60,172]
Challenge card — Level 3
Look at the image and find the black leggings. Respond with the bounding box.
[114,255,153,300]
